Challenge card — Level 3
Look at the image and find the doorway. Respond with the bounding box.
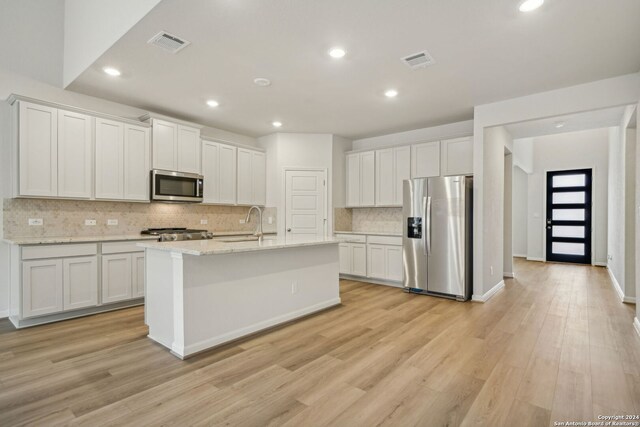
[545,168,593,264]
[284,169,327,239]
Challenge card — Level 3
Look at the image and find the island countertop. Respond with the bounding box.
[138,236,342,256]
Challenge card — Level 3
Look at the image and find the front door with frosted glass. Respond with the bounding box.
[546,169,592,264]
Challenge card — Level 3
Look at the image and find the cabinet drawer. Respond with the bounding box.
[101,241,146,254]
[335,234,367,243]
[22,243,98,260]
[367,235,402,246]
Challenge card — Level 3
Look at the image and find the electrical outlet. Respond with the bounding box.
[239,219,246,224]
[268,216,273,225]
[28,218,43,226]
[200,219,208,225]
[107,219,118,226]
[85,219,97,226]
[291,281,298,294]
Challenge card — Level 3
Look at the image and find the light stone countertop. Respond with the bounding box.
[333,230,403,237]
[138,236,342,256]
[2,231,276,245]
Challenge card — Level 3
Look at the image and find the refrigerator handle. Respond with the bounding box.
[425,196,432,255]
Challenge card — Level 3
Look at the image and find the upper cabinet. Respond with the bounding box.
[151,119,200,174]
[441,136,473,176]
[411,141,440,178]
[17,101,92,199]
[95,118,150,201]
[375,146,410,206]
[237,148,266,206]
[346,151,375,207]
[202,140,237,205]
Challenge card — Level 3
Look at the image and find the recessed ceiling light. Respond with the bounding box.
[254,78,272,87]
[272,121,282,128]
[328,47,346,59]
[385,89,398,98]
[554,121,565,129]
[103,67,121,77]
[519,0,544,12]
[206,99,219,108]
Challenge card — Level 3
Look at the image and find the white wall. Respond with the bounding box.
[513,138,534,174]
[625,127,636,300]
[0,101,10,317]
[259,133,336,236]
[512,166,528,257]
[63,0,161,87]
[504,154,513,276]
[524,129,609,264]
[332,136,352,208]
[352,120,473,150]
[0,0,64,86]
[474,72,640,298]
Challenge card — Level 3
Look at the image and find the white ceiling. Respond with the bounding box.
[67,0,640,139]
[504,105,630,139]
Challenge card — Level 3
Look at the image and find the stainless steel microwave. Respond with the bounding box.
[151,170,204,202]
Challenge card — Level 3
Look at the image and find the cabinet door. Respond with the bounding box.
[95,118,124,199]
[375,148,394,206]
[102,254,132,304]
[219,144,237,204]
[360,151,375,206]
[339,243,351,274]
[18,102,58,197]
[236,148,252,205]
[57,110,92,198]
[441,137,473,176]
[22,259,63,318]
[411,141,440,178]
[386,246,403,282]
[201,141,220,203]
[351,244,367,277]
[131,253,145,298]
[152,120,177,171]
[346,153,360,207]
[251,151,266,205]
[63,256,98,311]
[124,124,150,201]
[367,244,387,279]
[177,125,201,174]
[393,146,411,206]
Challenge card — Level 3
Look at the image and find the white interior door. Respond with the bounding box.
[285,170,326,239]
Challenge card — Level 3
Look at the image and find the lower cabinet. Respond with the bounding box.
[63,256,98,311]
[337,234,403,283]
[22,259,64,318]
[338,241,367,276]
[367,244,403,282]
[102,254,133,304]
[132,253,145,298]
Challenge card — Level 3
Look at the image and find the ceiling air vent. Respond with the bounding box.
[402,50,436,70]
[147,31,191,54]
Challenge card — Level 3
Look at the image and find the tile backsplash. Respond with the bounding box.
[3,199,276,238]
[334,207,403,234]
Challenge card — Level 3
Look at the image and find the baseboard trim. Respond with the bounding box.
[0,310,8,320]
[339,274,403,288]
[527,257,544,262]
[606,266,635,304]
[594,262,607,267]
[472,280,505,303]
[634,318,640,338]
[513,254,527,258]
[171,298,342,359]
[503,272,515,278]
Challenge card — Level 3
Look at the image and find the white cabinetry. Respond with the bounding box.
[132,253,145,298]
[95,119,150,201]
[337,234,403,284]
[411,141,440,178]
[22,259,63,317]
[102,254,132,304]
[237,148,266,206]
[18,102,58,197]
[63,256,98,311]
[441,136,473,176]
[367,243,402,282]
[337,234,367,276]
[202,140,238,205]
[152,119,201,173]
[346,151,375,207]
[57,110,93,198]
[375,146,410,206]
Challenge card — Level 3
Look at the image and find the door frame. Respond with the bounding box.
[282,167,328,237]
[542,165,597,265]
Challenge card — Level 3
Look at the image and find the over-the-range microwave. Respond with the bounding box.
[151,169,204,203]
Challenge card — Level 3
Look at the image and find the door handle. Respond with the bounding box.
[287,228,291,232]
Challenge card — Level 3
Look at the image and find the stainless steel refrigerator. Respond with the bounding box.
[402,176,473,300]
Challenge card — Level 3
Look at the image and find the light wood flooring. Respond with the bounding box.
[1,258,639,426]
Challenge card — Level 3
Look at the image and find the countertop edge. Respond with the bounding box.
[138,238,341,256]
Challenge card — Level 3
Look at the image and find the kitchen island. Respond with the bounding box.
[138,236,341,359]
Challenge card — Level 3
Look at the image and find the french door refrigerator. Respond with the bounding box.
[402,176,473,301]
